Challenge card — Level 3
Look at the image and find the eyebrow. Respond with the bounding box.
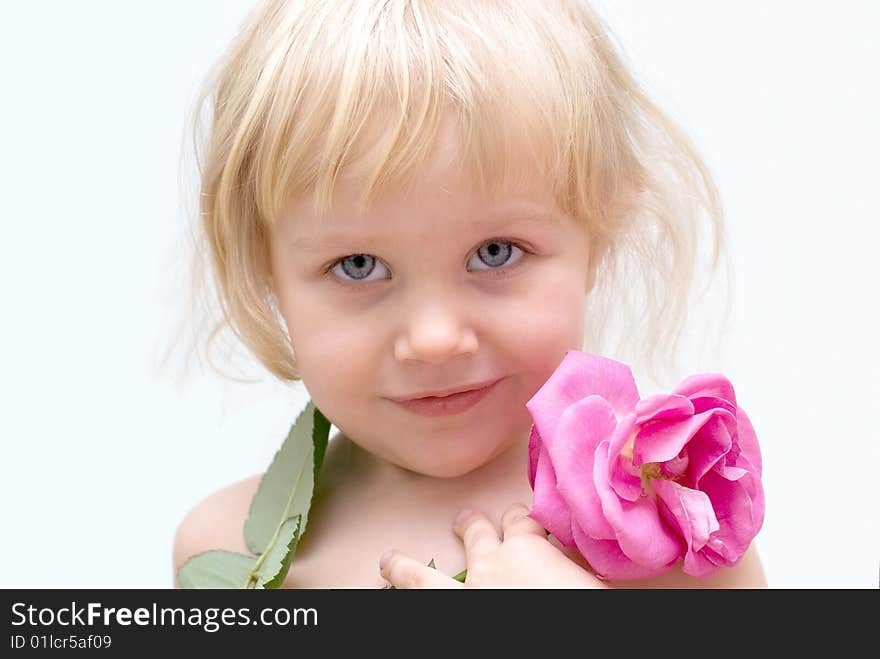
[289,209,561,251]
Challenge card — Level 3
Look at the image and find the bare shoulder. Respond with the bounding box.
[171,474,263,588]
[171,431,361,588]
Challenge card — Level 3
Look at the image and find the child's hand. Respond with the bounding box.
[379,503,607,589]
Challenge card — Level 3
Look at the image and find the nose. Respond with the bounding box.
[393,296,478,365]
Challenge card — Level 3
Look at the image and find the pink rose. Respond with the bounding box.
[526,350,765,580]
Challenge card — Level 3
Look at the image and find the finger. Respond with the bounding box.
[500,503,549,541]
[453,509,501,563]
[379,550,462,589]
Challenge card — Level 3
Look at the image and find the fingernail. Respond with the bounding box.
[454,509,473,526]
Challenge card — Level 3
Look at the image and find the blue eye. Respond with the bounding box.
[330,254,390,282]
[467,240,524,270]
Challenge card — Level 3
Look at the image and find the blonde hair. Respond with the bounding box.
[168,0,733,390]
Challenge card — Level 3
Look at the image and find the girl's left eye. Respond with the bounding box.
[467,239,525,271]
[327,239,526,284]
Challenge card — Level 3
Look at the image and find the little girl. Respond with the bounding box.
[172,0,766,588]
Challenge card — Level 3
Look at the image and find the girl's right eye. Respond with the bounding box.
[329,254,390,283]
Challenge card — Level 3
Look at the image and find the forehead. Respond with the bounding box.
[278,176,564,251]
[286,204,562,252]
[276,109,563,241]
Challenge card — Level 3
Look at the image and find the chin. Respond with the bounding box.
[419,462,481,479]
[409,444,504,479]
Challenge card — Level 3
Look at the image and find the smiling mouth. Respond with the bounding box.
[391,378,502,402]
[388,379,503,417]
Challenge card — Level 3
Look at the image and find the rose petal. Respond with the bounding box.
[594,440,683,569]
[716,408,764,521]
[714,464,749,481]
[529,443,576,546]
[606,413,642,502]
[635,393,694,424]
[735,466,765,533]
[653,479,720,576]
[633,408,728,467]
[571,521,673,580]
[526,351,641,446]
[545,396,618,540]
[698,468,763,565]
[691,397,738,431]
[527,425,541,488]
[681,542,722,577]
[682,412,735,486]
[660,453,689,479]
[734,406,763,477]
[673,373,737,407]
[675,374,738,439]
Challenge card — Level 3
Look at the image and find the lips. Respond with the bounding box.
[389,378,502,402]
[387,378,504,417]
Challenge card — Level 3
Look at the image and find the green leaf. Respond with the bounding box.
[176,550,257,589]
[175,401,331,589]
[311,407,330,485]
[251,516,302,589]
[244,401,331,556]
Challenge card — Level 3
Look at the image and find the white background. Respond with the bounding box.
[1,1,877,588]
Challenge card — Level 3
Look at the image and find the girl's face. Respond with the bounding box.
[269,121,597,478]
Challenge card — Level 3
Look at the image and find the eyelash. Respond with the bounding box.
[324,238,532,286]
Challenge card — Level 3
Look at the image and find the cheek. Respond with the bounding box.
[276,289,377,401]
[292,325,375,392]
[290,324,377,437]
[498,279,587,389]
[279,285,366,359]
